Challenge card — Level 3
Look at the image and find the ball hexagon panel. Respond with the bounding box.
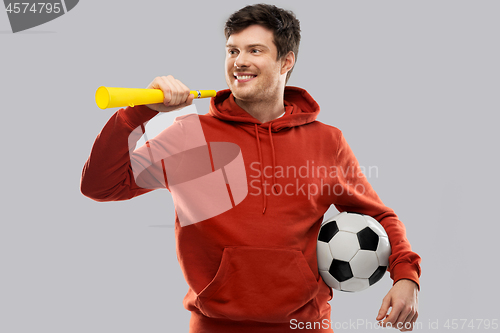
[350,250,380,278]
[316,241,333,271]
[335,212,368,233]
[318,220,339,243]
[329,231,360,261]
[340,277,370,292]
[357,227,379,251]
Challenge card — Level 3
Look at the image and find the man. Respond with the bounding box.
[81,4,421,332]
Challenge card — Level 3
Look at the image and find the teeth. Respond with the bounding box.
[236,75,256,80]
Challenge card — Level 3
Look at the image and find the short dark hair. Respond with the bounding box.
[224,4,301,84]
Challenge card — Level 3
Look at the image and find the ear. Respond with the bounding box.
[280,51,295,75]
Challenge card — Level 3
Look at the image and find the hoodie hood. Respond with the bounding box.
[208,86,321,214]
[209,86,320,130]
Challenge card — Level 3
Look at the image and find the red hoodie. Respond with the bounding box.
[81,86,421,333]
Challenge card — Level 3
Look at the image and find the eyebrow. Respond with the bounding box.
[225,43,270,50]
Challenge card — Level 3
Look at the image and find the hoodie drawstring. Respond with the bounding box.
[268,124,278,195]
[254,123,277,214]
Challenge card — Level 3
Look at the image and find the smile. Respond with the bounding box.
[234,74,257,82]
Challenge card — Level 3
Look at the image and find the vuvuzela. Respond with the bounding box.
[95,86,217,109]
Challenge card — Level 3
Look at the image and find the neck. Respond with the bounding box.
[234,93,285,123]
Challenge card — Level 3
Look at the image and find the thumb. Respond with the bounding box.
[376,296,391,321]
[186,93,195,105]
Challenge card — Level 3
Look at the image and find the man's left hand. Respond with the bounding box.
[376,279,419,331]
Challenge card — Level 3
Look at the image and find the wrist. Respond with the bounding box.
[395,278,419,290]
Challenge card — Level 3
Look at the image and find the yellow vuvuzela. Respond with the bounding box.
[95,86,217,109]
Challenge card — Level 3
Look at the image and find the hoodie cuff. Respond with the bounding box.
[118,105,159,129]
[391,262,421,290]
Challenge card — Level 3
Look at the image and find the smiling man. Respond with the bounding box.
[81,4,421,333]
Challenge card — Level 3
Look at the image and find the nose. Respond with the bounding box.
[234,52,250,68]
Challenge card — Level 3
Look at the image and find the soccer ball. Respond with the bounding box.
[317,212,391,292]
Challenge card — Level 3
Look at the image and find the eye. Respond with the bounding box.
[251,49,261,54]
[228,49,238,55]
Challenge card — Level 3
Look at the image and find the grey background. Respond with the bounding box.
[1,0,499,332]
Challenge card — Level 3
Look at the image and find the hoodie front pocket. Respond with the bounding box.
[196,247,320,323]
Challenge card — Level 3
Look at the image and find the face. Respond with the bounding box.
[225,25,291,103]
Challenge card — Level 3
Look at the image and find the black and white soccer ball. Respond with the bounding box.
[317,212,391,292]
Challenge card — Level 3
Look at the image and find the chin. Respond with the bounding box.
[232,88,258,101]
[228,84,250,98]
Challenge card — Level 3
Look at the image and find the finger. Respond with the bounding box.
[166,75,184,106]
[150,76,172,106]
[395,306,411,328]
[382,302,404,328]
[146,76,162,90]
[145,76,172,109]
[397,305,417,332]
[401,312,418,332]
[411,312,419,327]
[164,75,178,105]
[397,312,413,331]
[185,93,195,106]
[162,75,178,105]
[376,296,391,321]
[176,79,191,105]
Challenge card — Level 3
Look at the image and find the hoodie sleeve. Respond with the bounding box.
[332,130,422,289]
[80,105,169,202]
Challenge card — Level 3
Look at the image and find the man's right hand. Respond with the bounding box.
[145,76,195,112]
